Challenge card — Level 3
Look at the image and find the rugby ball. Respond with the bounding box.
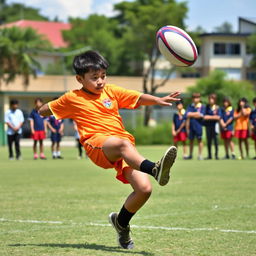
[156,25,198,67]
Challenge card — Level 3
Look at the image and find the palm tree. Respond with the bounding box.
[0,26,51,86]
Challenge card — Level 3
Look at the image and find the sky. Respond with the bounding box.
[7,0,256,32]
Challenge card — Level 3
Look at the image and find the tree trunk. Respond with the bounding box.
[144,105,153,126]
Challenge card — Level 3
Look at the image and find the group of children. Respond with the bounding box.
[172,93,256,160]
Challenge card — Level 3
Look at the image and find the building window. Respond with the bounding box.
[181,73,201,78]
[214,43,240,55]
[247,72,256,80]
[218,68,241,80]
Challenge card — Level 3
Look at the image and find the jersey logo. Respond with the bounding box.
[102,98,112,109]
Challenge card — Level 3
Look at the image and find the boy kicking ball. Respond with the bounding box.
[39,51,180,249]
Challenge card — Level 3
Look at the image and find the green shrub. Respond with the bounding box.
[128,122,173,145]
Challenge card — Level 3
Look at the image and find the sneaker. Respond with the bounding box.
[57,156,64,159]
[52,155,57,159]
[184,155,193,160]
[34,154,38,160]
[152,146,177,186]
[253,156,256,160]
[231,153,236,160]
[40,156,47,160]
[198,155,204,160]
[9,157,14,161]
[108,212,134,249]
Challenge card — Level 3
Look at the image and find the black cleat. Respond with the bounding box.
[108,212,134,249]
[152,146,177,186]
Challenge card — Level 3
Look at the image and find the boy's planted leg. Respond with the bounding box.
[109,169,152,249]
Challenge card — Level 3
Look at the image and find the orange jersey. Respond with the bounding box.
[48,84,142,144]
[234,108,251,130]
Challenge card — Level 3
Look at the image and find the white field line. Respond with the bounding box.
[1,218,256,235]
[135,204,256,220]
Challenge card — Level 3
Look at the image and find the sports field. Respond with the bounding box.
[0,146,255,256]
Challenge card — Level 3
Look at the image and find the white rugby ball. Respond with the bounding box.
[156,25,198,67]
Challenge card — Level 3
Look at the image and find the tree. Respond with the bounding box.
[0,2,49,25]
[62,15,123,75]
[114,0,188,125]
[213,21,233,33]
[186,70,255,106]
[0,27,51,86]
[247,33,256,68]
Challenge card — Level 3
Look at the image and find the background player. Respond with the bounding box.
[29,98,47,160]
[250,97,256,159]
[4,99,24,160]
[234,98,251,159]
[47,106,64,159]
[185,93,205,160]
[172,100,187,159]
[203,94,221,160]
[220,97,235,159]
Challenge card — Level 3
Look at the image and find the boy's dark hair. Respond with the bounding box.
[34,97,43,104]
[10,99,18,105]
[192,92,200,98]
[237,97,249,112]
[223,97,232,107]
[176,99,183,106]
[253,97,256,103]
[208,93,217,101]
[73,50,109,76]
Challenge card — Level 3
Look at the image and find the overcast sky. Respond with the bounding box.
[7,0,256,32]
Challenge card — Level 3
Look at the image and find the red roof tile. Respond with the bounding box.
[2,20,71,48]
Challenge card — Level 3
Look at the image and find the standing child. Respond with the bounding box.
[29,98,47,160]
[5,99,24,160]
[39,50,180,249]
[250,97,256,159]
[220,97,236,159]
[185,93,206,160]
[203,94,221,160]
[172,100,187,159]
[47,108,64,159]
[234,98,251,159]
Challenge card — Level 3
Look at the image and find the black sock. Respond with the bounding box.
[140,159,155,176]
[117,205,135,228]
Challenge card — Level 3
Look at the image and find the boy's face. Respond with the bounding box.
[192,97,200,104]
[10,104,18,111]
[208,97,215,105]
[76,69,107,95]
[223,101,229,108]
[35,100,43,109]
[177,103,183,110]
[239,101,245,107]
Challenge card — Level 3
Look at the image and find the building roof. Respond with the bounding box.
[200,32,250,37]
[239,17,256,26]
[1,20,71,48]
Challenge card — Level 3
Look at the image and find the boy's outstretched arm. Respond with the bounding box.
[39,103,53,117]
[137,92,180,107]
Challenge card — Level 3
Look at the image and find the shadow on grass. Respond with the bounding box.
[9,243,154,255]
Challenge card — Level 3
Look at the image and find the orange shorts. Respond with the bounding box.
[83,134,135,184]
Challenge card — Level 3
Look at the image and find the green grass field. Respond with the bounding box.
[0,146,255,256]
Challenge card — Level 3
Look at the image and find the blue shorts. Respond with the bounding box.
[51,133,62,143]
[189,126,202,140]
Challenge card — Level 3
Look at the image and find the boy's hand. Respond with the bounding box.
[172,131,177,136]
[157,92,181,106]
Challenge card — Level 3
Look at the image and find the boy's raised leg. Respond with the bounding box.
[103,136,177,186]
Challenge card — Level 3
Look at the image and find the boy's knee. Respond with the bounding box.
[138,183,152,198]
[117,139,132,151]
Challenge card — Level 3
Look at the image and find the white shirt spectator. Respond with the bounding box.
[5,109,24,135]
